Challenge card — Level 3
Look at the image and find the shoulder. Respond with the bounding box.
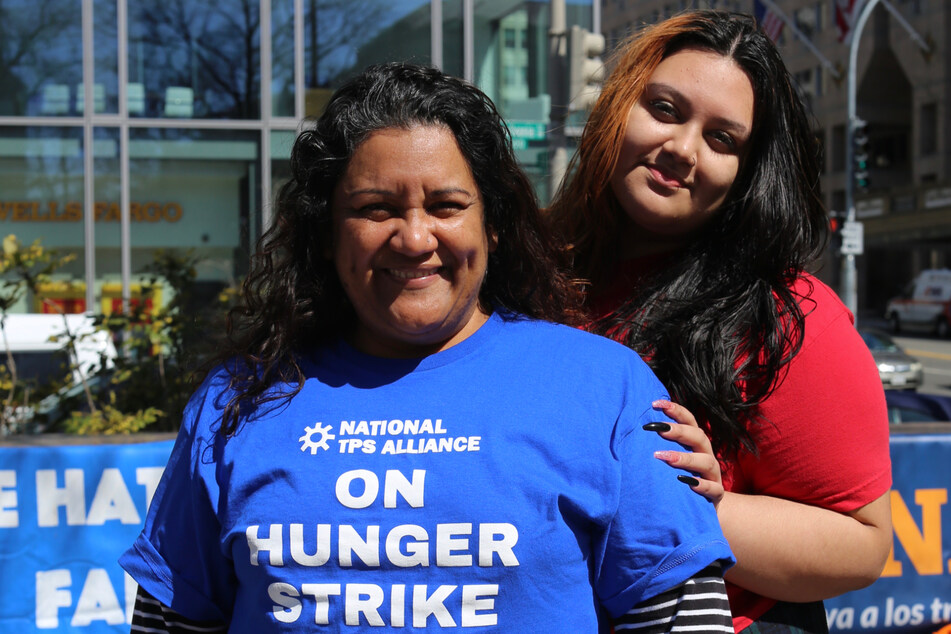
[792,274,850,320]
[789,273,858,350]
[188,363,238,408]
[178,362,247,438]
[497,314,650,367]
[493,315,667,400]
[497,312,629,348]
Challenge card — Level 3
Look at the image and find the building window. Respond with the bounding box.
[793,68,815,109]
[2,2,83,118]
[920,102,937,156]
[129,3,263,120]
[794,6,817,38]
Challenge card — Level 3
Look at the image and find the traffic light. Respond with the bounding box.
[829,212,841,235]
[568,25,605,112]
[852,118,869,192]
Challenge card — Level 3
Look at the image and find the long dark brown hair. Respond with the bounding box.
[549,11,828,459]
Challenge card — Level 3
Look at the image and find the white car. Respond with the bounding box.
[859,328,924,391]
[0,313,115,385]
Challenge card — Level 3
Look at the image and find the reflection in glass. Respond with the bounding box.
[473,0,585,204]
[128,1,262,119]
[0,1,81,117]
[129,128,260,290]
[303,0,430,117]
[0,126,86,313]
[272,0,297,117]
[93,0,119,114]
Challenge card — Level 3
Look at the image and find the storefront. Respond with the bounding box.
[0,0,594,317]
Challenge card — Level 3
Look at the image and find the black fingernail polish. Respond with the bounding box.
[643,422,671,432]
[677,474,700,487]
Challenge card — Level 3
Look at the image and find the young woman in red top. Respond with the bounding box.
[550,11,892,633]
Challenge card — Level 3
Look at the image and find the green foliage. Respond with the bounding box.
[0,235,77,434]
[84,249,235,433]
[0,234,236,436]
[63,404,164,435]
[0,235,76,313]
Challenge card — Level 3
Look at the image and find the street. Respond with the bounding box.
[892,334,951,397]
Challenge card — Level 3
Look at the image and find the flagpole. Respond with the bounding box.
[878,0,932,56]
[757,0,842,80]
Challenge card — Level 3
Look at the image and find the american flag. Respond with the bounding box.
[753,0,785,42]
[834,0,863,42]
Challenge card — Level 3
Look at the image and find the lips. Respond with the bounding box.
[646,163,688,189]
[387,267,443,281]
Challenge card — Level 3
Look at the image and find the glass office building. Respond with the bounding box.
[0,0,594,316]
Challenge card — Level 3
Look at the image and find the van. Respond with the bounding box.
[885,269,951,337]
[0,313,116,386]
[0,314,117,433]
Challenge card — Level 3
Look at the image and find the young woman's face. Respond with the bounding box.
[330,125,495,358]
[610,48,755,253]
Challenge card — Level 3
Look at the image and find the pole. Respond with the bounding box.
[843,0,930,319]
[548,0,568,198]
[841,0,879,320]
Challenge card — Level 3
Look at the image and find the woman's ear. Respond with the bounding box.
[487,227,499,253]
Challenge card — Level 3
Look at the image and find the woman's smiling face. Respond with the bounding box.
[610,47,755,254]
[329,125,495,358]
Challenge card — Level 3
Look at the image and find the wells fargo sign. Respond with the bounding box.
[0,201,183,223]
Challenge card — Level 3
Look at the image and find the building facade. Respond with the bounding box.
[603,0,949,317]
[0,0,594,321]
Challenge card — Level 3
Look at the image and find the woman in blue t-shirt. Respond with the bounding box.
[120,62,733,633]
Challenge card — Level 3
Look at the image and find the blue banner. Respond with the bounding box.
[826,432,951,633]
[0,440,173,633]
[1,431,950,632]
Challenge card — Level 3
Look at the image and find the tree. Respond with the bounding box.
[0,0,81,116]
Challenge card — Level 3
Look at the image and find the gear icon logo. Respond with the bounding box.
[299,423,335,454]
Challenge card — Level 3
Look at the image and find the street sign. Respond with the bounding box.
[506,120,547,150]
[841,219,864,255]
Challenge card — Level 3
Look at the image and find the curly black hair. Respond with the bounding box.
[216,62,582,435]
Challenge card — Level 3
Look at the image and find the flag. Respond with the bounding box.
[834,0,863,43]
[753,0,785,42]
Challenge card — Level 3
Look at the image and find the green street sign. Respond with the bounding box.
[506,120,547,144]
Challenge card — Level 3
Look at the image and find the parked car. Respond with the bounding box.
[0,313,115,384]
[885,268,951,337]
[884,390,951,423]
[858,328,924,390]
[0,313,117,433]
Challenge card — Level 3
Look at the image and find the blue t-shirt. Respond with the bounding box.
[120,313,732,632]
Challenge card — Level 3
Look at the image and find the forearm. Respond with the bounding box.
[719,490,892,602]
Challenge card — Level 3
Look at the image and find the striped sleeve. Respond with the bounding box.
[130,586,227,634]
[612,565,733,633]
